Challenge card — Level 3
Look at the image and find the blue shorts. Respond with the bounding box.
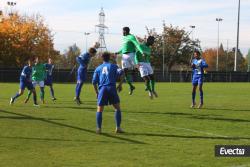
[45,77,53,86]
[20,80,34,90]
[97,86,120,106]
[77,68,86,82]
[192,75,203,86]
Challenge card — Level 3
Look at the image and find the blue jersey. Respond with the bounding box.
[92,62,123,89]
[77,53,91,70]
[44,64,54,79]
[192,58,208,76]
[20,66,32,82]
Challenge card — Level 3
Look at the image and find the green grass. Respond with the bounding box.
[0,83,250,167]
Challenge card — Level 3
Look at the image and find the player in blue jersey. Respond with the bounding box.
[44,57,56,101]
[10,57,38,106]
[74,47,97,105]
[92,52,125,134]
[191,50,208,109]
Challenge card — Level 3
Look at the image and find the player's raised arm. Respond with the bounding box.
[129,35,144,54]
[201,59,208,68]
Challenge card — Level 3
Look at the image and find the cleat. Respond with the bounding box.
[10,97,14,105]
[52,97,57,101]
[115,127,124,134]
[33,103,40,107]
[148,91,154,100]
[198,103,203,109]
[152,91,158,98]
[96,128,102,134]
[129,86,135,95]
[74,98,81,105]
[190,102,196,108]
[24,98,29,104]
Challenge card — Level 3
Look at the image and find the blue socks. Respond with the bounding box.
[96,112,102,129]
[75,82,84,99]
[115,110,121,128]
[13,93,20,100]
[96,110,122,129]
[200,90,203,104]
[192,92,196,104]
[192,90,203,104]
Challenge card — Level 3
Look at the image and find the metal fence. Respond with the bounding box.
[1,68,250,83]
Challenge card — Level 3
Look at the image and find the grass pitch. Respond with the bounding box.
[0,83,250,167]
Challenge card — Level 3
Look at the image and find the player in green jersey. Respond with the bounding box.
[116,27,144,95]
[135,36,158,99]
[25,57,46,104]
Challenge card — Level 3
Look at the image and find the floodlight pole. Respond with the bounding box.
[234,0,241,71]
[162,20,166,79]
[84,32,90,52]
[216,18,223,71]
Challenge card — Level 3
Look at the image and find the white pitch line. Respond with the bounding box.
[127,118,229,138]
[102,111,249,140]
[229,165,250,167]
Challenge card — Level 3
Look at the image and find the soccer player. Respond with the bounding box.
[135,36,158,99]
[25,56,46,104]
[116,27,144,95]
[74,47,97,105]
[44,57,56,101]
[10,57,38,106]
[92,52,124,134]
[191,50,208,109]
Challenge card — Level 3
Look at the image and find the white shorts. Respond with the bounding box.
[121,53,135,70]
[138,62,154,77]
[32,81,45,87]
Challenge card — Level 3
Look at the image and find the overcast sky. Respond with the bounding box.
[1,0,250,55]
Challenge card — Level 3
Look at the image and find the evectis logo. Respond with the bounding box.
[220,147,245,155]
[215,145,250,157]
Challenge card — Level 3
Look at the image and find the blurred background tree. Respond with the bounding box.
[0,13,59,67]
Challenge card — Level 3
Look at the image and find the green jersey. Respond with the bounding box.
[135,43,151,64]
[32,63,46,81]
[118,34,143,54]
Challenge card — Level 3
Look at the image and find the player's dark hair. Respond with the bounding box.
[194,50,201,56]
[147,36,155,44]
[102,52,110,62]
[123,27,130,34]
[88,47,97,54]
[24,57,32,62]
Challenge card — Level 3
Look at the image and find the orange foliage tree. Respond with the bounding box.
[0,13,59,67]
[203,44,247,72]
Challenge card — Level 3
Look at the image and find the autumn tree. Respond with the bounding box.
[145,24,200,71]
[0,12,59,67]
[203,45,247,71]
[61,44,81,69]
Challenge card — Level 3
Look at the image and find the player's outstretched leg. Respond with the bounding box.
[10,89,24,105]
[113,103,124,133]
[24,90,32,103]
[191,85,197,108]
[198,84,203,109]
[96,106,104,134]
